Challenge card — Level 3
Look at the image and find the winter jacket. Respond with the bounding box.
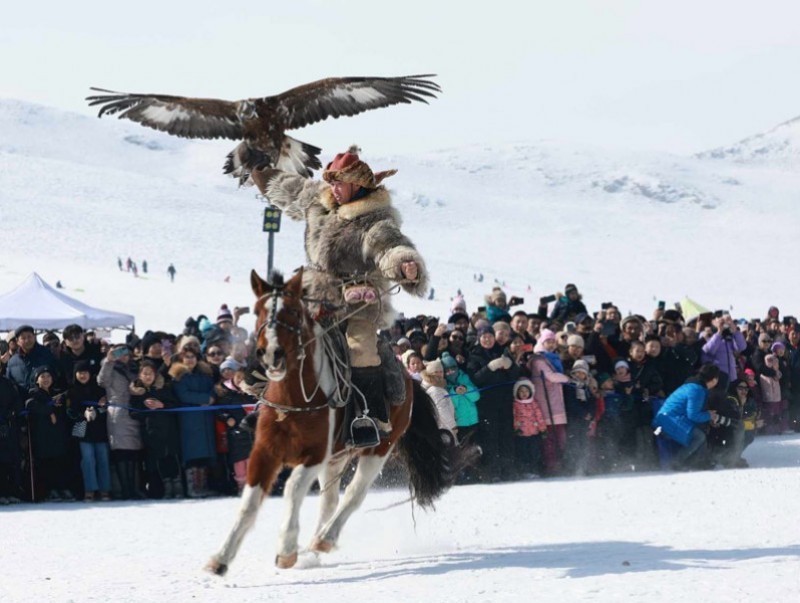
[129,376,180,459]
[466,344,521,414]
[549,296,588,325]
[652,381,711,446]
[0,376,22,463]
[25,387,69,459]
[65,379,108,444]
[422,379,457,433]
[58,342,103,388]
[6,344,58,396]
[170,361,217,463]
[563,378,597,424]
[213,383,256,464]
[701,331,746,379]
[512,380,547,436]
[444,370,480,427]
[97,358,142,451]
[528,354,569,426]
[260,174,428,327]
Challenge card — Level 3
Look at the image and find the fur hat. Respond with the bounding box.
[217,304,233,325]
[567,334,585,348]
[424,358,443,374]
[322,145,397,188]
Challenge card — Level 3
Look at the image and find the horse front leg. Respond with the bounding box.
[276,462,324,568]
[206,451,282,576]
[312,452,351,544]
[311,451,389,553]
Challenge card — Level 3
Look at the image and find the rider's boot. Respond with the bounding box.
[350,366,391,448]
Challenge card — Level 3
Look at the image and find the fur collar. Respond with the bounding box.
[129,374,165,396]
[318,186,392,220]
[168,360,213,381]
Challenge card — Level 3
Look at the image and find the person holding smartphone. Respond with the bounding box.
[548,283,588,325]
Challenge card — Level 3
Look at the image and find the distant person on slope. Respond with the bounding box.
[167,264,176,283]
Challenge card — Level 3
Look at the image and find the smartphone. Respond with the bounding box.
[111,346,129,359]
[601,321,617,338]
[446,323,455,332]
[508,296,524,307]
[521,343,534,353]
[601,302,612,310]
[713,310,724,318]
[540,295,557,305]
[161,339,173,356]
[657,300,666,311]
[783,316,792,327]
[477,306,487,313]
[565,322,576,334]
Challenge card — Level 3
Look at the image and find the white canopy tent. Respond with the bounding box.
[0,272,135,331]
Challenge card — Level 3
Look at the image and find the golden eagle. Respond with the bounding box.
[86,75,440,184]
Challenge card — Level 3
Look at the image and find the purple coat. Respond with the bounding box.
[701,331,746,378]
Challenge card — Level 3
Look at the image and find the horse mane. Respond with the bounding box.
[268,270,285,288]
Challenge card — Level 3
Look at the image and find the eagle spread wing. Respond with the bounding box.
[86,88,244,140]
[274,75,441,130]
[86,75,440,181]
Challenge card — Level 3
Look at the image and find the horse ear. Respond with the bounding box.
[286,266,304,297]
[250,270,270,297]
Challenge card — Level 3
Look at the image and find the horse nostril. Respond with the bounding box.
[273,348,285,363]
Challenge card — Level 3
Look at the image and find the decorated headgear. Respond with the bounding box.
[322,145,397,189]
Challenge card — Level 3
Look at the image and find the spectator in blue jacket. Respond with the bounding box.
[653,364,720,470]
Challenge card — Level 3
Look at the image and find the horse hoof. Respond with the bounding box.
[310,538,334,553]
[275,552,298,569]
[205,558,228,576]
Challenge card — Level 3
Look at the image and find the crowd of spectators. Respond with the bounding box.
[1,282,798,504]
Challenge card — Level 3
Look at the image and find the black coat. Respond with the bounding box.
[25,387,69,459]
[65,380,108,444]
[58,342,103,388]
[0,376,22,463]
[129,379,180,459]
[214,386,255,463]
[6,344,58,397]
[466,344,521,408]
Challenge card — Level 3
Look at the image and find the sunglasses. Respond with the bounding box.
[450,335,464,341]
[207,350,224,357]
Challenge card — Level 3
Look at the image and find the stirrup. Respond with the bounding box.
[349,415,380,448]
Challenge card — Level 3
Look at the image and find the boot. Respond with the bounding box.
[185,467,200,498]
[350,366,392,447]
[378,340,407,406]
[171,476,184,499]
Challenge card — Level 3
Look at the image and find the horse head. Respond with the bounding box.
[250,267,308,382]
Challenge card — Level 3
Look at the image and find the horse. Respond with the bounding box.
[206,267,473,574]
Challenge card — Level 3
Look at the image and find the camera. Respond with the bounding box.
[720,326,732,340]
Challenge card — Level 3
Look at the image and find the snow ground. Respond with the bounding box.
[2,434,799,603]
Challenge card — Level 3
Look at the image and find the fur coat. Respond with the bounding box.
[263,173,428,327]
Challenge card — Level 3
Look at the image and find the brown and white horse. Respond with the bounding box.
[206,268,471,574]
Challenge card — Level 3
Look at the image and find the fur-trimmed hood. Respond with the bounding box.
[129,373,166,396]
[317,186,394,220]
[168,360,214,382]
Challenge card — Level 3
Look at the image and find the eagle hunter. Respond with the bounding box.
[86,75,440,184]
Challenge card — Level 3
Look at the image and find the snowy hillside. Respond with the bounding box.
[697,114,800,169]
[2,434,799,603]
[1,98,800,334]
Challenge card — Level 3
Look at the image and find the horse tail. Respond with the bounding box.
[396,380,479,509]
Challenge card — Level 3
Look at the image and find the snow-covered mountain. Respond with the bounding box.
[1,98,799,333]
[697,114,800,168]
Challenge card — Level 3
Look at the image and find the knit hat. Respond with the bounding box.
[596,372,612,386]
[217,304,233,325]
[441,352,458,371]
[450,294,467,314]
[477,325,495,337]
[220,358,244,372]
[620,315,643,330]
[14,325,34,339]
[614,359,630,372]
[538,329,556,343]
[564,283,578,295]
[566,334,585,348]
[322,145,397,188]
[33,365,53,380]
[571,359,590,376]
[395,337,411,348]
[401,349,420,367]
[74,360,92,374]
[771,341,785,353]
